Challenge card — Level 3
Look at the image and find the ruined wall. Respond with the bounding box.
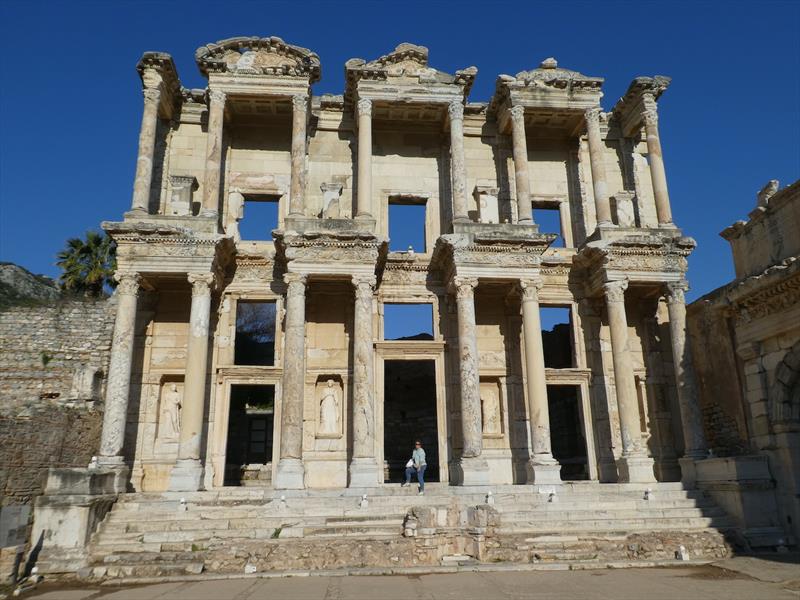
[0,298,116,506]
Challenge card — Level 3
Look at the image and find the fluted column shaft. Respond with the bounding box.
[509,105,533,224]
[289,95,308,216]
[604,280,642,456]
[449,101,469,223]
[356,98,373,219]
[201,89,226,216]
[349,274,381,486]
[274,273,307,489]
[176,273,214,462]
[98,273,141,464]
[585,107,612,226]
[130,87,162,213]
[642,103,673,226]
[454,277,482,458]
[665,283,707,458]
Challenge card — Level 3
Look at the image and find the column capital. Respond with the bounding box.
[584,106,602,127]
[452,276,478,299]
[292,94,308,113]
[518,278,544,302]
[508,104,525,123]
[665,281,689,305]
[284,272,308,288]
[448,100,464,122]
[188,272,215,296]
[114,272,141,296]
[208,89,226,105]
[352,274,376,296]
[356,97,372,118]
[603,279,628,303]
[642,106,658,128]
[142,87,162,104]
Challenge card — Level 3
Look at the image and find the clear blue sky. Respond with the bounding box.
[1,1,798,309]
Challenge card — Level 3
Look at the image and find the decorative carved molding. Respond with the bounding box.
[356,97,372,118]
[208,89,226,106]
[453,276,478,300]
[603,279,628,303]
[292,94,308,112]
[142,87,161,104]
[665,281,688,305]
[584,106,601,127]
[448,101,464,122]
[508,105,525,124]
[283,272,308,289]
[352,274,377,296]
[188,272,215,296]
[642,107,659,129]
[518,278,543,302]
[115,272,141,296]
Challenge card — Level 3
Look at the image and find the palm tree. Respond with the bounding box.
[56,231,117,297]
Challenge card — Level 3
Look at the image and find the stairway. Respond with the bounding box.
[79,482,736,580]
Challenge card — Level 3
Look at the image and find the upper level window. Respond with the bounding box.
[234,301,277,366]
[540,306,573,368]
[239,195,280,241]
[383,303,434,341]
[388,196,426,253]
[533,204,565,247]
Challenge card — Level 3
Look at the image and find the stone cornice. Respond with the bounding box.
[136,51,182,117]
[612,75,671,136]
[721,179,800,241]
[724,256,800,324]
[195,36,321,83]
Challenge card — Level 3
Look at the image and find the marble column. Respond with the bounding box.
[449,101,469,223]
[642,103,673,226]
[349,274,381,486]
[356,98,373,219]
[130,86,162,214]
[665,282,708,485]
[274,272,307,489]
[201,89,226,217]
[453,277,490,485]
[98,273,141,481]
[288,94,308,217]
[585,107,613,226]
[519,279,562,484]
[604,280,655,482]
[170,273,215,491]
[509,105,533,224]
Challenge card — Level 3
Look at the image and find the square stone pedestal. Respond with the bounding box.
[274,458,305,489]
[348,458,382,487]
[679,456,699,488]
[168,458,204,492]
[455,457,491,486]
[616,455,656,483]
[526,459,563,485]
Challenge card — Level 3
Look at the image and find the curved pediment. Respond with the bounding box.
[195,36,321,82]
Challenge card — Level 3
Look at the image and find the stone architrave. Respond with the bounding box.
[453,277,490,485]
[449,101,469,223]
[169,272,215,491]
[349,274,381,486]
[509,105,533,224]
[519,279,562,484]
[289,94,308,216]
[585,107,612,226]
[130,86,162,213]
[642,102,673,226]
[666,282,708,484]
[201,89,226,217]
[98,272,141,478]
[274,272,308,489]
[603,280,655,483]
[356,98,373,219]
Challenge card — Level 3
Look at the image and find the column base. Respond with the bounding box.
[168,459,205,492]
[274,458,305,490]
[678,456,702,489]
[616,455,656,483]
[455,456,491,486]
[95,455,130,493]
[348,457,381,488]
[200,209,219,219]
[526,456,562,485]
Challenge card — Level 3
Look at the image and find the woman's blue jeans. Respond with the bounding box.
[404,465,426,491]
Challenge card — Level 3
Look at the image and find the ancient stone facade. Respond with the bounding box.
[88,37,709,494]
[688,179,800,544]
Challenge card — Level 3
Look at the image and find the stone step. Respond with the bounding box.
[497,507,727,520]
[496,516,735,534]
[86,562,204,580]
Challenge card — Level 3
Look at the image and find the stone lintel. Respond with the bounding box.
[274,229,387,278]
[206,72,312,101]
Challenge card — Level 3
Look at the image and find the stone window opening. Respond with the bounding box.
[382,303,434,341]
[388,195,427,253]
[234,301,277,366]
[540,306,574,368]
[239,194,281,241]
[533,202,565,247]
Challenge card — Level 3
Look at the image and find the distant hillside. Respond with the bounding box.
[0,262,60,309]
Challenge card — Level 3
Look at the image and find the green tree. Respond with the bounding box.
[56,231,117,297]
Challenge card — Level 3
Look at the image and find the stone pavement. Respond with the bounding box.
[24,563,800,600]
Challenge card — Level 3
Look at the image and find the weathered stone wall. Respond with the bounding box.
[0,298,116,505]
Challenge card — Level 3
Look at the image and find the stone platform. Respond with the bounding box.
[35,482,740,581]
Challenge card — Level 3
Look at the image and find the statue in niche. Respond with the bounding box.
[159,383,182,440]
[481,386,501,435]
[318,379,341,436]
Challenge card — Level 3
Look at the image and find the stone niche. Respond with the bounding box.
[155,377,184,450]
[480,378,504,438]
[315,376,344,440]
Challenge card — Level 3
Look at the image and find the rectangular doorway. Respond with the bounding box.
[383,360,439,482]
[224,384,275,486]
[547,385,589,480]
